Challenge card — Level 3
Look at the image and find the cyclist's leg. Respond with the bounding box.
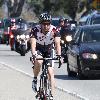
[33,51,43,77]
[47,52,55,98]
[48,67,55,95]
[32,51,43,92]
[33,55,42,77]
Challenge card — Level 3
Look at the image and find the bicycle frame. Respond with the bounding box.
[35,57,59,100]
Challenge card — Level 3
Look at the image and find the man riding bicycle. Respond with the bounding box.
[30,12,62,100]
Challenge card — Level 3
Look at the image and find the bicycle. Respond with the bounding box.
[30,56,61,100]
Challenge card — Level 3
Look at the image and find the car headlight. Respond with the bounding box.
[82,53,98,59]
[26,35,29,39]
[61,40,64,44]
[17,35,20,39]
[65,35,72,42]
[20,34,25,39]
[10,34,14,38]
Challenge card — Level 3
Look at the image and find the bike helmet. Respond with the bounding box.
[39,13,52,23]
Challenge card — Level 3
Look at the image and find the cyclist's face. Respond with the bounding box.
[60,21,64,26]
[41,22,51,33]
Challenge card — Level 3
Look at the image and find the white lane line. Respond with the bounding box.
[0,61,89,100]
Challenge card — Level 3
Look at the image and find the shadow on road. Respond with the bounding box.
[55,74,78,80]
[86,75,100,80]
[55,74,100,80]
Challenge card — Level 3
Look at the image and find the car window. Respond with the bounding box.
[91,18,100,24]
[82,30,92,42]
[92,29,100,42]
[82,28,100,42]
[85,17,91,25]
[73,28,81,43]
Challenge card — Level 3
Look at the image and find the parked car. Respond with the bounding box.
[67,24,100,79]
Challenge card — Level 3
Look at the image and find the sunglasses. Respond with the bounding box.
[42,22,51,26]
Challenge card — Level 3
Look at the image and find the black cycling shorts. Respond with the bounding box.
[36,49,55,67]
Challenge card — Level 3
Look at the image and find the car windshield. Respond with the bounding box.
[82,28,100,43]
[92,17,100,24]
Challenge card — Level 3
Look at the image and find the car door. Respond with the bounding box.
[68,28,81,71]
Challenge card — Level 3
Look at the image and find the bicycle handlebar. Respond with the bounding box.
[30,57,61,68]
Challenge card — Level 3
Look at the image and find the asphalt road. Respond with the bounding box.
[0,63,81,100]
[0,44,100,100]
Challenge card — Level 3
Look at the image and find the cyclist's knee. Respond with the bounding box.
[48,67,54,78]
[36,55,43,65]
[32,60,41,71]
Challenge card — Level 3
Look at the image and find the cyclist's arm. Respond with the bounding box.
[54,36,61,56]
[53,28,61,56]
[30,27,37,55]
[30,37,36,55]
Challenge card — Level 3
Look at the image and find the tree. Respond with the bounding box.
[0,0,3,7]
[0,0,81,20]
[64,0,78,20]
[7,0,25,17]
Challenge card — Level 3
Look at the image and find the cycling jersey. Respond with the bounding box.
[30,24,60,67]
[30,24,60,53]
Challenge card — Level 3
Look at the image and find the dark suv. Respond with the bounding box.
[85,10,100,25]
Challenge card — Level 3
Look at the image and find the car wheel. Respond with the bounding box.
[67,62,77,77]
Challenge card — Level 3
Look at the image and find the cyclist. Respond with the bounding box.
[30,12,62,100]
[57,17,65,32]
[9,18,17,50]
